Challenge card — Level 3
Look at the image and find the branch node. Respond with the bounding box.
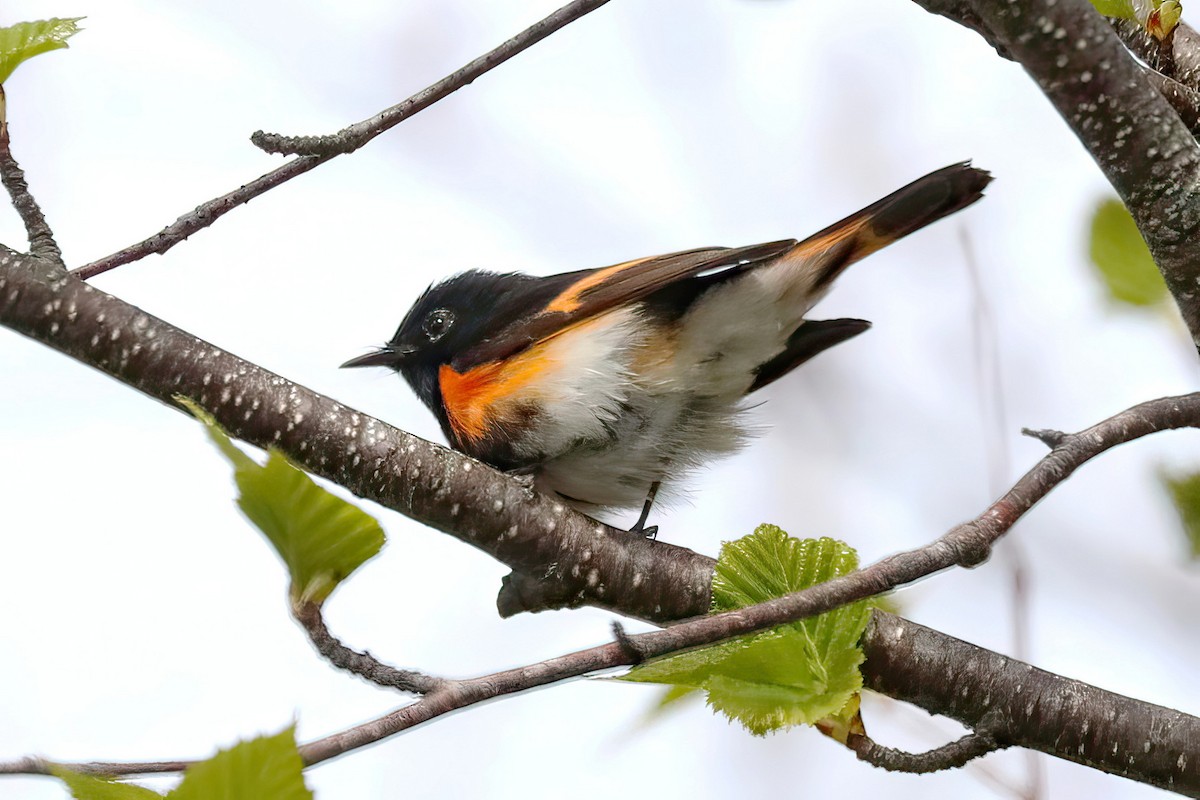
[611,621,647,664]
[251,130,357,157]
[1021,427,1067,448]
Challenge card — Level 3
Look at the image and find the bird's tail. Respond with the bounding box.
[792,162,993,291]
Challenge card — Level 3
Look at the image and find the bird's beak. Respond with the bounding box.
[340,346,412,369]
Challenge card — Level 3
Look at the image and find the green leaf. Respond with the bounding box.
[170,727,312,800]
[181,396,385,607]
[53,769,162,800]
[0,18,83,85]
[1148,1,1182,39]
[1089,0,1136,17]
[622,527,875,735]
[1088,197,1168,308]
[1162,469,1200,558]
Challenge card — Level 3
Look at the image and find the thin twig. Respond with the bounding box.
[0,116,62,266]
[70,0,612,280]
[962,230,1046,800]
[1021,427,1066,448]
[72,157,326,279]
[252,0,614,157]
[293,601,446,694]
[848,729,1006,773]
[610,620,646,664]
[8,610,1198,793]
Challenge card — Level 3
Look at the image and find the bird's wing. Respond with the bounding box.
[453,239,795,368]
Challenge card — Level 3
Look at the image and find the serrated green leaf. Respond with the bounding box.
[237,450,384,605]
[1162,469,1200,558]
[53,769,162,800]
[182,397,385,606]
[1089,197,1168,308]
[170,727,311,800]
[622,528,875,735]
[0,18,83,85]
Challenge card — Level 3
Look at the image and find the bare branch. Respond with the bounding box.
[293,601,446,694]
[1112,19,1200,92]
[862,613,1200,794]
[0,118,61,266]
[251,0,614,157]
[849,729,1006,773]
[71,157,326,280]
[1143,67,1200,137]
[69,0,612,280]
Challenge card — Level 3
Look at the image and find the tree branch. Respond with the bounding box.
[1113,19,1200,92]
[848,729,1005,774]
[6,611,1197,795]
[862,613,1200,794]
[0,118,62,266]
[8,247,1200,628]
[292,601,446,694]
[69,0,612,280]
[251,0,613,157]
[915,0,1200,352]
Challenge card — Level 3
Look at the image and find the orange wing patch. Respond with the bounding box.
[544,257,652,314]
[789,216,870,261]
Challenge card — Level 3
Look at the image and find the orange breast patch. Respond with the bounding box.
[438,347,554,444]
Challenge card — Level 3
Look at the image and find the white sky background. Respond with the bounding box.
[0,1,1197,798]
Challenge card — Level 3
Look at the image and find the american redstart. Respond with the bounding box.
[343,162,991,534]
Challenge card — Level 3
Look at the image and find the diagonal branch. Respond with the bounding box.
[70,0,612,280]
[915,0,1200,352]
[6,611,1197,795]
[1,248,715,623]
[8,247,1200,626]
[251,0,613,157]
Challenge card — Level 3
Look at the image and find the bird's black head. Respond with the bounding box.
[341,269,575,418]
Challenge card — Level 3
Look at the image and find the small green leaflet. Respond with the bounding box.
[1162,470,1200,558]
[1089,0,1181,38]
[0,18,83,85]
[621,526,875,736]
[171,727,311,800]
[1088,197,1168,308]
[181,397,385,608]
[52,770,161,800]
[56,728,312,800]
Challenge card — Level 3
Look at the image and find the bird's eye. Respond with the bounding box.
[422,308,455,342]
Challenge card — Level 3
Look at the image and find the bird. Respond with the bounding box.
[342,162,991,535]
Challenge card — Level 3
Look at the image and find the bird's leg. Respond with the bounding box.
[628,481,661,539]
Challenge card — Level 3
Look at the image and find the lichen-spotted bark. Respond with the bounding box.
[917,0,1200,351]
[863,613,1200,793]
[0,248,713,621]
